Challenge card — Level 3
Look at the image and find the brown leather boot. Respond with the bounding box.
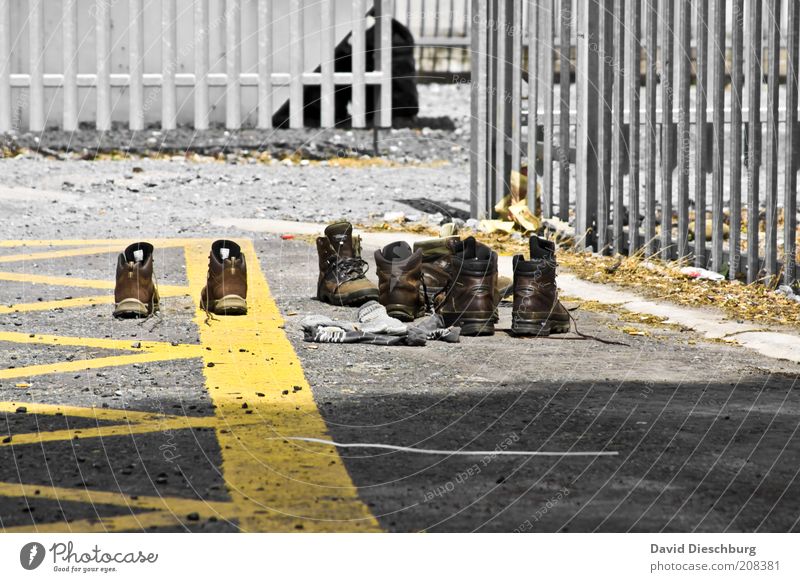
[200,240,248,315]
[316,222,379,306]
[374,241,426,322]
[511,235,570,336]
[439,236,497,336]
[114,242,159,318]
[415,236,511,321]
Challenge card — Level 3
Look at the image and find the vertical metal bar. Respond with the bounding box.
[729,0,744,279]
[352,0,367,128]
[627,0,641,254]
[576,0,600,248]
[320,0,335,128]
[784,0,799,284]
[695,0,709,266]
[226,0,241,129]
[644,0,658,256]
[29,0,44,132]
[710,0,727,271]
[676,0,691,259]
[612,0,626,253]
[487,0,497,210]
[195,0,209,130]
[96,0,111,131]
[659,0,674,260]
[558,0,571,222]
[63,0,78,132]
[527,0,540,215]
[162,0,177,130]
[257,0,272,129]
[470,0,489,218]
[495,0,511,205]
[0,0,9,132]
[597,0,614,253]
[746,0,762,281]
[289,0,304,128]
[542,1,554,219]
[764,0,781,279]
[510,0,523,186]
[129,0,144,130]
[376,0,393,128]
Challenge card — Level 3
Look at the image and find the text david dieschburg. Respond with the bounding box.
[651,543,757,558]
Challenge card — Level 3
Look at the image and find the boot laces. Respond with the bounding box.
[327,256,369,285]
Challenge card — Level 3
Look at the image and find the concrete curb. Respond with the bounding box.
[214,217,800,364]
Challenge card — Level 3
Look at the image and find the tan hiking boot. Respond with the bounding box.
[114,242,160,318]
[316,222,379,306]
[511,235,570,336]
[200,240,248,315]
[374,241,426,322]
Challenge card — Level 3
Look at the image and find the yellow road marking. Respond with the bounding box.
[185,239,380,532]
[2,510,211,533]
[0,401,201,423]
[0,331,196,352]
[0,247,116,264]
[0,270,190,294]
[0,350,203,380]
[0,416,220,447]
[0,481,235,516]
[0,295,115,314]
[0,239,203,248]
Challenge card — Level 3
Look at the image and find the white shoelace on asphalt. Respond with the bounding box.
[270,436,618,457]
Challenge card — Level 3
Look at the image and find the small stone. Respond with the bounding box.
[131,341,141,349]
[15,406,27,414]
[207,362,215,368]
[187,512,200,521]
[2,436,11,443]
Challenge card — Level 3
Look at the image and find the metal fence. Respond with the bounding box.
[471,0,800,286]
[0,0,392,131]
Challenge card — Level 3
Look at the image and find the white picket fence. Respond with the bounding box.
[0,0,393,132]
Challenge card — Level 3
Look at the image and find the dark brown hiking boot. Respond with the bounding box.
[374,241,426,322]
[200,240,248,315]
[416,236,511,323]
[114,242,159,318]
[439,236,497,336]
[316,222,379,306]
[511,235,570,336]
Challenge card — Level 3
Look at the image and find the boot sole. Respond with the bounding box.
[206,295,248,315]
[512,317,570,336]
[441,312,495,336]
[114,298,154,319]
[386,304,425,322]
[318,287,379,307]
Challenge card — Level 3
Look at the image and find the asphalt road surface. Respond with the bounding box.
[0,156,799,532]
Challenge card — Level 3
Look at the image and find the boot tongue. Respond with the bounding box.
[530,235,555,260]
[325,222,355,258]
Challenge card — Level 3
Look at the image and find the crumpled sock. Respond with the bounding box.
[357,301,407,335]
[300,314,357,332]
[303,324,404,345]
[409,313,461,343]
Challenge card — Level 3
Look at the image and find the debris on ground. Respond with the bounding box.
[679,266,726,281]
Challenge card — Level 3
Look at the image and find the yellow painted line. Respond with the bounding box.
[0,246,116,264]
[0,481,235,516]
[0,330,198,353]
[185,239,380,532]
[0,350,203,380]
[0,415,221,447]
[0,270,190,294]
[0,239,204,248]
[0,294,114,314]
[2,510,217,533]
[0,401,184,423]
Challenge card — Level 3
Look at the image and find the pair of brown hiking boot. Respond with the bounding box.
[113,240,248,318]
[412,234,568,337]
